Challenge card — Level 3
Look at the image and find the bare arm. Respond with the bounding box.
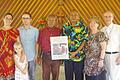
[70,41,86,58]
[16,36,20,42]
[100,41,107,60]
[36,43,42,64]
[98,41,107,67]
[34,29,40,64]
[38,43,42,57]
[34,41,43,65]
[35,42,39,57]
[14,55,26,74]
[22,55,28,74]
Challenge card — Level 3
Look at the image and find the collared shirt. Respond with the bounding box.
[101,23,120,52]
[18,26,39,61]
[63,22,89,62]
[38,26,61,54]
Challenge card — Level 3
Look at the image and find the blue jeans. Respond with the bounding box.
[28,60,36,80]
[64,60,84,80]
[86,70,106,80]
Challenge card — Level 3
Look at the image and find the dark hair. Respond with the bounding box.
[23,12,32,18]
[4,13,13,19]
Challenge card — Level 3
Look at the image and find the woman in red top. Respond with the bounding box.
[0,13,19,80]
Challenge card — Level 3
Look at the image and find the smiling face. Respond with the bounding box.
[22,14,31,26]
[103,11,114,26]
[47,15,57,28]
[69,10,80,25]
[3,14,13,26]
[89,17,100,32]
[14,45,23,54]
[89,20,99,31]
[14,42,23,56]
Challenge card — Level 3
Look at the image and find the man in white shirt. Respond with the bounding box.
[101,11,120,80]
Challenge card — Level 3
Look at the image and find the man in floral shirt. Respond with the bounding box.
[63,10,88,80]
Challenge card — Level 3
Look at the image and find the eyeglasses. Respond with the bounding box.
[22,17,31,20]
[5,17,12,20]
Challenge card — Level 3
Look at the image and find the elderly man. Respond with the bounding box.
[101,11,120,80]
[37,15,61,80]
[63,10,88,80]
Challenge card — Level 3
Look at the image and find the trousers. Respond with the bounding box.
[105,53,120,80]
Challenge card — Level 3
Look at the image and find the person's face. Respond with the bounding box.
[103,12,114,26]
[89,20,99,31]
[22,14,31,26]
[47,17,57,28]
[14,45,23,54]
[69,11,79,23]
[3,15,13,26]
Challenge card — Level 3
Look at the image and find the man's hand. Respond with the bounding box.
[70,52,77,58]
[37,56,42,65]
[116,55,120,65]
[34,55,41,65]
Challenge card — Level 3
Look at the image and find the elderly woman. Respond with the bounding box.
[84,16,108,80]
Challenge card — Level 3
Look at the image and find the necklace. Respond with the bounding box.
[2,26,12,30]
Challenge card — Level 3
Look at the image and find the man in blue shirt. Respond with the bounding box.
[18,12,39,80]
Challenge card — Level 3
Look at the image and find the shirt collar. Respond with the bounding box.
[105,23,113,29]
[21,25,32,30]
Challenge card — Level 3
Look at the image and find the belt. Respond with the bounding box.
[42,51,51,56]
[105,52,119,54]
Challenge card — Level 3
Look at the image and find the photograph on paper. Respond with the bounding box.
[50,36,69,60]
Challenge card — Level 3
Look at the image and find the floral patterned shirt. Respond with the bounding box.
[63,21,89,62]
[84,31,108,76]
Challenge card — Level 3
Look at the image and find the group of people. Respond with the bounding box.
[0,10,120,80]
[0,12,39,80]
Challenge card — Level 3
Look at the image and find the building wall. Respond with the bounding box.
[0,0,120,27]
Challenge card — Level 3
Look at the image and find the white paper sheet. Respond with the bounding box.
[50,36,69,60]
